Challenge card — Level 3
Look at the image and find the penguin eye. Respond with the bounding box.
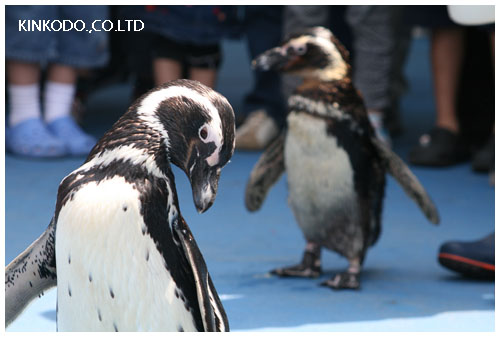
[296,45,307,55]
[199,126,208,141]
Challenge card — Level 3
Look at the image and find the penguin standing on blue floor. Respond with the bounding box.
[245,27,440,290]
[5,79,235,331]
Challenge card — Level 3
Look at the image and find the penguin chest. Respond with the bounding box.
[55,176,198,332]
[284,112,360,242]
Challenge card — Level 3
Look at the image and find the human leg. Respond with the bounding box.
[153,58,183,86]
[45,64,96,156]
[432,28,465,133]
[187,42,221,88]
[346,5,410,145]
[5,5,67,157]
[409,27,469,166]
[6,61,66,157]
[236,6,285,150]
[190,68,217,88]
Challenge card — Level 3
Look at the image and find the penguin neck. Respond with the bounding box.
[299,74,351,88]
[85,112,175,182]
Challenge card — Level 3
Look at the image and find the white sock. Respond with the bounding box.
[8,84,41,127]
[43,81,76,123]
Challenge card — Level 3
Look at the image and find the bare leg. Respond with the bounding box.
[190,67,217,88]
[7,61,41,126]
[7,60,40,85]
[271,241,322,278]
[47,64,77,84]
[431,28,465,133]
[320,257,361,290]
[153,58,182,86]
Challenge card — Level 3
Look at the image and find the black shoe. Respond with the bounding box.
[472,134,495,172]
[438,233,495,279]
[409,127,470,167]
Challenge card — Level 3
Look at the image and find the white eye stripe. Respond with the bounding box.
[199,125,208,140]
[199,123,222,167]
[206,150,220,167]
[199,124,211,142]
[137,85,224,149]
[199,123,218,143]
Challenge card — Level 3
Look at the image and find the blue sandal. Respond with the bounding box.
[47,116,96,156]
[6,118,67,158]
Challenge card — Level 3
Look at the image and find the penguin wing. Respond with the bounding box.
[174,216,229,332]
[245,131,286,211]
[371,137,440,224]
[5,218,57,327]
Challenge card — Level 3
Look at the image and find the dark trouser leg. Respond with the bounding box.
[243,5,286,128]
[271,241,322,278]
[346,5,411,137]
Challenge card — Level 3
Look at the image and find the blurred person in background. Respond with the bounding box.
[235,6,287,151]
[345,5,411,146]
[5,5,109,158]
[133,5,239,88]
[407,5,494,169]
[435,5,495,281]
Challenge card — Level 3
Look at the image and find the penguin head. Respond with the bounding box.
[252,26,351,81]
[138,79,235,213]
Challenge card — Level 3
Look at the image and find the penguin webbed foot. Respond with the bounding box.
[271,263,322,278]
[271,243,322,278]
[320,271,360,290]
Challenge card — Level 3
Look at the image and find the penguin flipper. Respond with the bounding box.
[5,218,57,327]
[245,131,286,211]
[371,137,440,224]
[174,216,229,332]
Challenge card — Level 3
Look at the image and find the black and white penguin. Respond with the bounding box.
[245,27,440,290]
[5,79,235,331]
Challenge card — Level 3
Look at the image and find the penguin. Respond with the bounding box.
[245,27,440,290]
[5,79,235,331]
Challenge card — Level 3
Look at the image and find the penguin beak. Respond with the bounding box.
[252,46,290,72]
[190,165,220,214]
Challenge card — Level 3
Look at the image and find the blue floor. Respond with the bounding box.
[5,35,495,332]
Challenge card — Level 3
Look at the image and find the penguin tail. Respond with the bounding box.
[371,137,440,225]
[245,131,286,212]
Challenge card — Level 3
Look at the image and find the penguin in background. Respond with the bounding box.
[245,27,439,290]
[5,79,235,331]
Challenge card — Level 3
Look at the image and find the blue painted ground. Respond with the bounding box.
[5,35,495,332]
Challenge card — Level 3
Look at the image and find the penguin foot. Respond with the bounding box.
[320,272,360,290]
[270,263,322,278]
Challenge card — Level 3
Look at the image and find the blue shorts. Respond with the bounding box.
[6,5,109,68]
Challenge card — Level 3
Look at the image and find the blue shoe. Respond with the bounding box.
[438,232,494,279]
[47,116,96,156]
[6,118,67,158]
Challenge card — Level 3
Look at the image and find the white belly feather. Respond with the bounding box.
[55,176,197,331]
[284,112,359,238]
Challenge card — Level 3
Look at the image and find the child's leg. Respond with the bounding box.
[7,61,41,126]
[187,43,221,88]
[45,64,77,124]
[6,60,67,157]
[44,63,97,156]
[153,58,183,86]
[150,35,185,86]
[189,68,217,88]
